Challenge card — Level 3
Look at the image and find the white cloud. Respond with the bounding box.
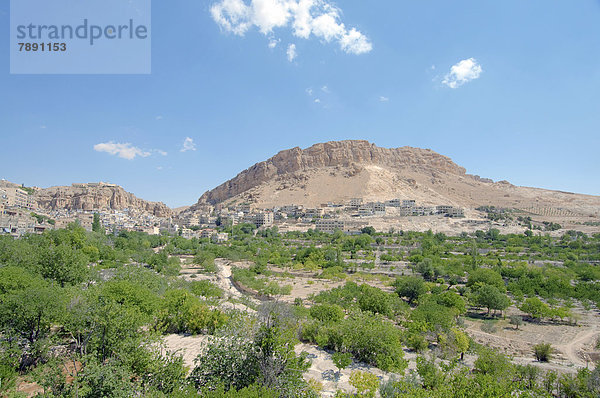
[210,0,372,56]
[156,150,168,156]
[320,85,330,93]
[339,28,372,55]
[180,137,197,152]
[314,98,321,103]
[287,43,297,61]
[379,96,389,102]
[442,58,482,89]
[268,37,280,48]
[305,87,313,96]
[155,115,163,120]
[94,142,151,160]
[40,125,47,129]
[210,0,252,35]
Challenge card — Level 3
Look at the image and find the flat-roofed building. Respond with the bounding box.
[304,208,324,218]
[316,219,346,233]
[358,207,374,217]
[212,232,229,243]
[281,205,303,216]
[255,212,274,227]
[201,228,217,239]
[4,187,35,210]
[349,198,363,209]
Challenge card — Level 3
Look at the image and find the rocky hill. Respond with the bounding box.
[189,140,600,221]
[34,183,172,217]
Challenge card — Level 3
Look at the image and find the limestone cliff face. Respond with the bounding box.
[195,140,467,205]
[34,185,172,217]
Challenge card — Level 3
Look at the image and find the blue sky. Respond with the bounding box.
[1,0,599,207]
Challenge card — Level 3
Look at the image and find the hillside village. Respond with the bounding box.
[3,177,595,242]
[0,179,507,241]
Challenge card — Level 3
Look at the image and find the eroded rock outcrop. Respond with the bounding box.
[195,140,466,205]
[34,184,172,217]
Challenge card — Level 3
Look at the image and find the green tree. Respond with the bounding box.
[92,213,102,233]
[509,315,523,330]
[519,297,550,322]
[395,276,427,304]
[0,280,62,344]
[331,352,352,377]
[349,370,379,398]
[39,243,89,286]
[533,343,553,362]
[467,268,505,291]
[473,285,511,316]
[310,304,345,323]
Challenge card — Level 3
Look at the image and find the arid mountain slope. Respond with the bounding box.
[190,140,600,220]
[34,183,172,217]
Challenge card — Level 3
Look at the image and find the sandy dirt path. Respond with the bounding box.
[465,325,597,373]
[556,327,599,367]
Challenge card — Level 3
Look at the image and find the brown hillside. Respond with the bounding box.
[190,140,600,221]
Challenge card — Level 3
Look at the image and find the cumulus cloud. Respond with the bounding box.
[268,37,280,48]
[379,96,389,102]
[180,137,197,152]
[442,58,482,89]
[210,0,372,56]
[287,43,297,61]
[94,142,151,160]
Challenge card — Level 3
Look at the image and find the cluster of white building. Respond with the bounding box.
[176,197,464,236]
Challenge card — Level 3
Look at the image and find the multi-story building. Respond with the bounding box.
[349,198,363,209]
[316,219,346,233]
[412,206,434,216]
[200,228,217,239]
[280,205,304,217]
[182,215,201,227]
[304,208,325,218]
[255,212,274,227]
[212,232,229,243]
[358,207,374,217]
[436,205,454,214]
[0,189,7,211]
[402,200,416,208]
[447,207,465,218]
[369,202,386,213]
[385,199,401,207]
[4,187,36,210]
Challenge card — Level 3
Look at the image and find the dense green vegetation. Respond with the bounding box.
[1,223,599,396]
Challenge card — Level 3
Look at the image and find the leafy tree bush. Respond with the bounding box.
[190,280,224,298]
[509,315,523,330]
[472,285,511,316]
[533,343,553,362]
[519,297,551,322]
[467,268,505,291]
[310,303,345,322]
[348,370,379,398]
[394,276,427,304]
[156,289,226,334]
[332,352,352,376]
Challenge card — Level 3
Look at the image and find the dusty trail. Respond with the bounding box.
[466,324,597,373]
[556,328,599,367]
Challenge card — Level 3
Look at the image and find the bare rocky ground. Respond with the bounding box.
[464,305,600,374]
